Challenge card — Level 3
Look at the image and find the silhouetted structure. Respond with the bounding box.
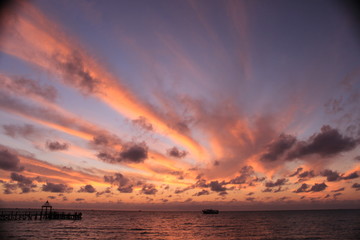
[202,209,219,214]
[0,201,82,221]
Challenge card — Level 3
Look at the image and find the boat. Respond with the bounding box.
[202,209,219,214]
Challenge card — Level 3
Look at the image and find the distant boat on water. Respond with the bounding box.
[202,209,219,214]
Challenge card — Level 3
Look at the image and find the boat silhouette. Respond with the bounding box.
[202,209,219,214]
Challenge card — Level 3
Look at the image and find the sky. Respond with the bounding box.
[0,0,359,211]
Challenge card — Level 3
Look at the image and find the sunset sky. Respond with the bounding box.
[0,0,359,210]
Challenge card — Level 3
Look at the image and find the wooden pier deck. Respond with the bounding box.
[0,210,82,221]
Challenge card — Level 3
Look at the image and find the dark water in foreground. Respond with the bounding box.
[1,209,359,239]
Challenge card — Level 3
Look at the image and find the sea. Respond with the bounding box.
[0,209,359,239]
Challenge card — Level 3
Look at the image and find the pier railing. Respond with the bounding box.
[0,210,82,221]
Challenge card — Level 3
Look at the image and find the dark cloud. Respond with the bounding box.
[262,188,272,192]
[104,173,129,187]
[119,142,148,163]
[3,124,43,139]
[140,184,158,195]
[48,196,56,199]
[46,141,69,151]
[274,187,285,193]
[0,149,24,172]
[78,184,96,193]
[229,166,255,184]
[10,172,32,185]
[42,182,73,193]
[260,134,296,162]
[184,198,193,203]
[54,51,100,94]
[75,198,85,201]
[97,142,148,163]
[309,183,327,192]
[294,183,309,193]
[167,146,187,158]
[0,75,58,102]
[354,156,360,161]
[342,171,359,180]
[246,197,255,202]
[265,178,288,188]
[289,167,303,177]
[6,173,37,194]
[3,183,17,194]
[331,187,345,192]
[193,189,209,196]
[298,170,316,180]
[175,186,193,194]
[321,169,341,182]
[333,193,342,198]
[247,192,254,196]
[118,185,133,193]
[96,187,112,197]
[132,116,153,131]
[287,125,358,160]
[209,181,227,192]
[352,183,360,191]
[219,191,228,196]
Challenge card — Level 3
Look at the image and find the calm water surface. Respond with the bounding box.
[1,209,359,239]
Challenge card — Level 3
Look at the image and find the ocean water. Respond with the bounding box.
[0,209,359,239]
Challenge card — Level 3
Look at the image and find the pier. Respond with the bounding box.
[0,201,82,221]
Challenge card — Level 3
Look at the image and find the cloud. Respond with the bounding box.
[10,172,33,185]
[46,141,70,151]
[78,184,96,193]
[132,116,153,131]
[3,124,44,139]
[342,171,359,180]
[321,169,341,182]
[209,181,227,192]
[140,184,158,195]
[289,167,303,177]
[104,173,130,186]
[309,183,327,192]
[260,134,296,162]
[246,197,255,202]
[331,187,345,192]
[229,166,255,185]
[75,198,85,201]
[0,149,24,172]
[97,142,148,164]
[294,183,309,193]
[333,193,342,198]
[352,183,360,191]
[265,178,288,188]
[298,170,316,180]
[118,185,133,193]
[167,146,187,158]
[104,173,138,193]
[7,173,38,194]
[0,74,58,102]
[96,187,112,197]
[42,182,73,193]
[193,189,209,196]
[118,142,148,163]
[354,156,360,161]
[3,183,18,194]
[287,126,358,160]
[54,51,100,94]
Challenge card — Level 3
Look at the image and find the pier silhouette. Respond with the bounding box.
[0,201,82,221]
